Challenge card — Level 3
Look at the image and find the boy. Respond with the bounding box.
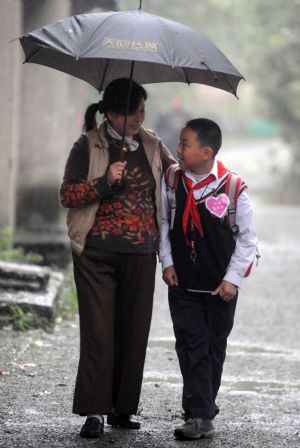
[160,118,257,440]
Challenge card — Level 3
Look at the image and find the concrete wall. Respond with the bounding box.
[17,0,72,230]
[0,0,117,262]
[0,0,22,231]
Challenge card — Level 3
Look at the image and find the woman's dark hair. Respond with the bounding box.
[186,118,222,156]
[84,78,148,132]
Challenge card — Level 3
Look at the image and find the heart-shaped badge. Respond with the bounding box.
[205,193,230,218]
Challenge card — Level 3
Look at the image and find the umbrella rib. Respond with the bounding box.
[98,59,110,93]
[200,61,218,82]
[182,68,190,85]
[221,73,239,99]
[22,46,42,64]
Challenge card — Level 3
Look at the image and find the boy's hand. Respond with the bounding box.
[212,280,237,302]
[163,265,179,287]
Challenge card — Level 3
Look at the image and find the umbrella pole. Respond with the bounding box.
[120,60,135,162]
[115,60,135,187]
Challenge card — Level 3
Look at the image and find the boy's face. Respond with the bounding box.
[177,127,214,171]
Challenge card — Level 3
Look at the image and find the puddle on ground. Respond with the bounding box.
[143,372,300,396]
[143,371,181,384]
[227,344,285,355]
[148,339,175,350]
[145,339,300,396]
[148,338,294,357]
[221,380,300,396]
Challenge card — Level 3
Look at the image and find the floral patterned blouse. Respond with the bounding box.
[60,130,174,254]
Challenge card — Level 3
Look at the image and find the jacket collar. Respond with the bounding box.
[95,123,160,148]
[94,123,160,169]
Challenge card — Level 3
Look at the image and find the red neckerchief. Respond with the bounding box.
[182,160,228,245]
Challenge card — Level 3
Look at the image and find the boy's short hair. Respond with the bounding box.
[186,118,222,156]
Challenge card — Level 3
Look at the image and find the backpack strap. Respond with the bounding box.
[165,164,182,230]
[224,172,260,277]
[165,163,181,189]
[225,172,245,238]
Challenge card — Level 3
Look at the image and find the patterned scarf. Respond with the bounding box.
[106,120,139,152]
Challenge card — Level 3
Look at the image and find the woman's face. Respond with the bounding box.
[107,98,146,137]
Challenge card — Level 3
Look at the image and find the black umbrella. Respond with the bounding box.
[19,1,244,153]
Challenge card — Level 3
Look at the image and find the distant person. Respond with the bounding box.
[60,78,175,439]
[160,118,257,440]
[155,97,191,159]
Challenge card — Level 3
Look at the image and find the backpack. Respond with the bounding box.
[164,164,260,277]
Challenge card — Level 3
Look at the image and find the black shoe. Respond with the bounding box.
[107,413,141,429]
[79,416,104,438]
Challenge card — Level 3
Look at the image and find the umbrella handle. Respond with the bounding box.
[115,145,128,187]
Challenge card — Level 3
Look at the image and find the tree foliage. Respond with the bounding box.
[121,0,300,174]
[234,0,300,168]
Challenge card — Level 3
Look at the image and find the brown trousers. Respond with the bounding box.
[71,246,157,416]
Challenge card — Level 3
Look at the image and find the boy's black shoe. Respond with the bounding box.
[79,416,104,438]
[174,418,214,440]
[107,413,141,429]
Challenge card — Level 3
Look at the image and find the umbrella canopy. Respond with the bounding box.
[19,9,244,97]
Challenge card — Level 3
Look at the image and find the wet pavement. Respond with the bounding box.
[1,141,300,447]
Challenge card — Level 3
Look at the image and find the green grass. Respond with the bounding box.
[10,305,33,331]
[58,263,78,319]
[0,227,78,327]
[0,227,43,264]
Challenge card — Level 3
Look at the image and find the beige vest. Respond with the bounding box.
[66,123,164,256]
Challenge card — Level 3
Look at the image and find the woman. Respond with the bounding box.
[60,78,175,438]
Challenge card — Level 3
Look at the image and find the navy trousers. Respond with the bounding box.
[168,285,238,420]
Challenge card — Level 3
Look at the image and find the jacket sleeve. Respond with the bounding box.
[159,176,174,270]
[145,128,176,172]
[60,135,116,208]
[159,139,177,172]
